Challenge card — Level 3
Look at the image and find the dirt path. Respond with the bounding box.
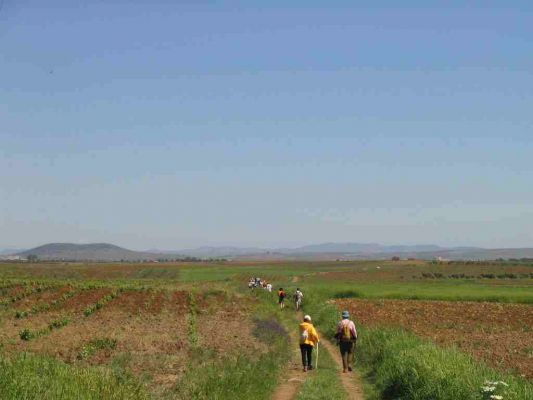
[319,337,365,400]
[271,339,306,400]
[271,313,307,400]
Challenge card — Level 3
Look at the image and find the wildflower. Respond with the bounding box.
[490,396,503,400]
[482,386,496,392]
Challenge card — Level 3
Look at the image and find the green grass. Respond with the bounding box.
[300,280,533,303]
[358,327,532,400]
[0,353,147,399]
[172,350,284,400]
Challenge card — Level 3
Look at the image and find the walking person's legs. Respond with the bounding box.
[339,342,350,372]
[306,345,313,370]
[347,342,354,371]
[300,344,308,372]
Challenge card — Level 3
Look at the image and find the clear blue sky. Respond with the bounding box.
[1,1,532,250]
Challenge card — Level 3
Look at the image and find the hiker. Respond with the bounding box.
[278,288,286,309]
[299,315,319,372]
[294,288,304,310]
[335,310,358,373]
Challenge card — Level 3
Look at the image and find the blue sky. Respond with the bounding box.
[1,1,532,250]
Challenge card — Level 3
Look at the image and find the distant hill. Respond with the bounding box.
[17,243,173,261]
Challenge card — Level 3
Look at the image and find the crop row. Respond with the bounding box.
[83,289,122,317]
[14,289,79,319]
[0,282,22,295]
[0,285,52,307]
[18,289,121,342]
[19,317,70,341]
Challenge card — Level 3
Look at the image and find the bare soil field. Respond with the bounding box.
[335,298,533,379]
[0,285,265,394]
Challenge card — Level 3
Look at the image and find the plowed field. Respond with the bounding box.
[0,285,265,393]
[335,299,533,379]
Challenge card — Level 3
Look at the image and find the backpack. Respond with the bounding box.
[340,321,352,341]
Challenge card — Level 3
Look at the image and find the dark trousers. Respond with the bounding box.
[300,344,313,367]
[339,341,355,371]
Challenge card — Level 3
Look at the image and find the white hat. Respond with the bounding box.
[304,315,311,321]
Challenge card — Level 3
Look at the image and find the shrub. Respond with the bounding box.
[19,329,33,341]
[77,338,117,360]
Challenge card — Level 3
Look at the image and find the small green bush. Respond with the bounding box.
[77,338,117,360]
[19,329,33,341]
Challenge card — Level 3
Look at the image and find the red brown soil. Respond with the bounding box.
[0,285,32,301]
[196,295,265,356]
[0,288,114,342]
[14,286,74,311]
[335,299,533,379]
[1,288,261,393]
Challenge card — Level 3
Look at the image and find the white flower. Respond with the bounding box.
[482,386,496,392]
[490,396,503,400]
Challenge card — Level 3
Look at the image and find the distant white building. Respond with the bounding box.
[0,255,25,261]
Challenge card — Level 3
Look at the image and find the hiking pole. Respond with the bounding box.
[315,342,319,370]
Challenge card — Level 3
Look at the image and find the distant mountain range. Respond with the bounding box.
[174,243,533,260]
[3,242,533,261]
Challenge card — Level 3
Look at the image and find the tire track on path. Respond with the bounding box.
[271,311,307,400]
[318,335,365,400]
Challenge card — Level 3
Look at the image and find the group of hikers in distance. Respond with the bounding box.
[249,281,358,373]
[248,276,273,292]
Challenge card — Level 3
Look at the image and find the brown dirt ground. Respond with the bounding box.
[0,288,113,344]
[197,301,265,357]
[335,299,533,379]
[13,285,75,311]
[1,288,265,393]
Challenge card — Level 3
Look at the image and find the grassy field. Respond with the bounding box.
[0,259,531,399]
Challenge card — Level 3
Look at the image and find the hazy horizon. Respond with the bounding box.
[2,2,533,250]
